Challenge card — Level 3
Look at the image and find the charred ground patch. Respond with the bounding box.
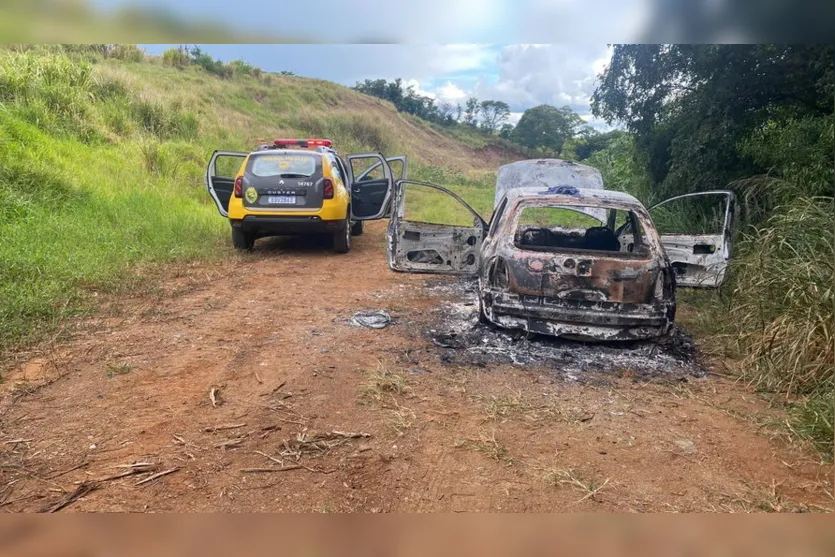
[420,278,703,382]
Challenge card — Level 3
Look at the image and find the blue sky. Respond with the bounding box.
[140,44,614,128]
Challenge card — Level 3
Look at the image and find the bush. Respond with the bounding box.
[109,44,144,63]
[162,47,189,69]
[228,59,261,79]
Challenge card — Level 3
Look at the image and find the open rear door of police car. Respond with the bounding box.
[346,153,398,220]
[649,190,737,287]
[206,151,247,217]
[387,181,487,275]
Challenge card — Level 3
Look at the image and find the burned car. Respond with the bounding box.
[386,160,736,341]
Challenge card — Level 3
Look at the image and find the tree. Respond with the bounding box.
[591,44,834,194]
[479,100,511,133]
[437,102,457,125]
[463,97,480,127]
[511,104,585,152]
[564,129,627,161]
[499,123,514,139]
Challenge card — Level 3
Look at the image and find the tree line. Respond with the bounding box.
[352,78,616,158]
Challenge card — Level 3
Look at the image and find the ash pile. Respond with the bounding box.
[425,279,704,380]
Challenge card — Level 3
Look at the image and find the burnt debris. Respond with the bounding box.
[424,278,704,380]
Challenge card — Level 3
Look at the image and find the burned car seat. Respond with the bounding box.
[584,226,620,252]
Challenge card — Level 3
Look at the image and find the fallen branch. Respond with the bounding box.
[136,468,179,486]
[240,466,301,473]
[40,481,99,513]
[215,438,244,449]
[331,431,371,439]
[204,423,247,433]
[96,462,157,482]
[48,461,89,480]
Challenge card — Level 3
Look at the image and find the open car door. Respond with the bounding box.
[388,180,487,275]
[356,155,408,182]
[649,190,737,287]
[206,151,247,217]
[353,155,408,219]
[346,153,395,220]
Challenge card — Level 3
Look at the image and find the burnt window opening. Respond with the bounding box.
[513,205,650,256]
[407,249,444,265]
[400,183,483,228]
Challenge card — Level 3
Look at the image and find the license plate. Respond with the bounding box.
[267,196,296,205]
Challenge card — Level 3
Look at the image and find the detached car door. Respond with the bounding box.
[206,151,247,217]
[649,190,737,287]
[346,153,395,220]
[388,180,487,275]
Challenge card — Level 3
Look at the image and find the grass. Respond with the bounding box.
[105,363,133,378]
[456,429,513,465]
[359,363,408,402]
[0,45,521,358]
[543,467,612,503]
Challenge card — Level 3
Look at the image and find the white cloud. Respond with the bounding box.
[405,79,437,99]
[472,44,610,117]
[508,112,525,125]
[436,82,469,103]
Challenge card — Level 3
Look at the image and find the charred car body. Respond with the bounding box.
[387,160,736,342]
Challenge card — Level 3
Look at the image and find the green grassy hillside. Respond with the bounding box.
[0,46,521,354]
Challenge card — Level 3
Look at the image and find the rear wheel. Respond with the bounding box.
[333,216,351,253]
[231,228,255,251]
[350,220,364,236]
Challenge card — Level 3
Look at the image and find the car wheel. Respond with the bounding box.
[232,228,255,251]
[350,220,364,236]
[333,217,351,253]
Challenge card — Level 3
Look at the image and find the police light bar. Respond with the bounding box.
[273,138,333,148]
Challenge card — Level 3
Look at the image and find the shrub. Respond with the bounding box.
[228,59,261,78]
[161,47,190,69]
[109,44,144,63]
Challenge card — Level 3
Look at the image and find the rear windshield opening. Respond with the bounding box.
[248,154,317,178]
[514,205,650,255]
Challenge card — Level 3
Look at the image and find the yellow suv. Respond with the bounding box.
[205,139,407,252]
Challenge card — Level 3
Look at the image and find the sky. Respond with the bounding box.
[140,44,614,129]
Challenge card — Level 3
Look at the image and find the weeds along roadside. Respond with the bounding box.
[588,119,835,460]
[0,46,505,358]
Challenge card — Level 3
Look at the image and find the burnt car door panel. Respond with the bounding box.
[346,153,395,220]
[206,151,247,217]
[388,181,488,275]
[648,191,736,288]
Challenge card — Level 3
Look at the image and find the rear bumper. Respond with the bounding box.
[481,288,675,341]
[232,216,344,236]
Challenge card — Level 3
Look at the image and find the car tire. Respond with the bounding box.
[350,220,364,236]
[333,216,351,253]
[232,228,255,251]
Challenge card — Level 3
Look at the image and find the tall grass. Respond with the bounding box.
[0,46,520,359]
[588,116,834,459]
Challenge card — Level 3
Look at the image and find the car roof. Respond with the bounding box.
[248,148,329,158]
[506,186,645,208]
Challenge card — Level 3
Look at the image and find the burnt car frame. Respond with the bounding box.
[386,176,736,342]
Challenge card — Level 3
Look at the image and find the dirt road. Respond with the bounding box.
[1,222,830,512]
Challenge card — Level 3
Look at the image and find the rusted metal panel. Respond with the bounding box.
[478,188,676,341]
[648,191,737,288]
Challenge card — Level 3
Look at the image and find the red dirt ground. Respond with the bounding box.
[0,221,831,512]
